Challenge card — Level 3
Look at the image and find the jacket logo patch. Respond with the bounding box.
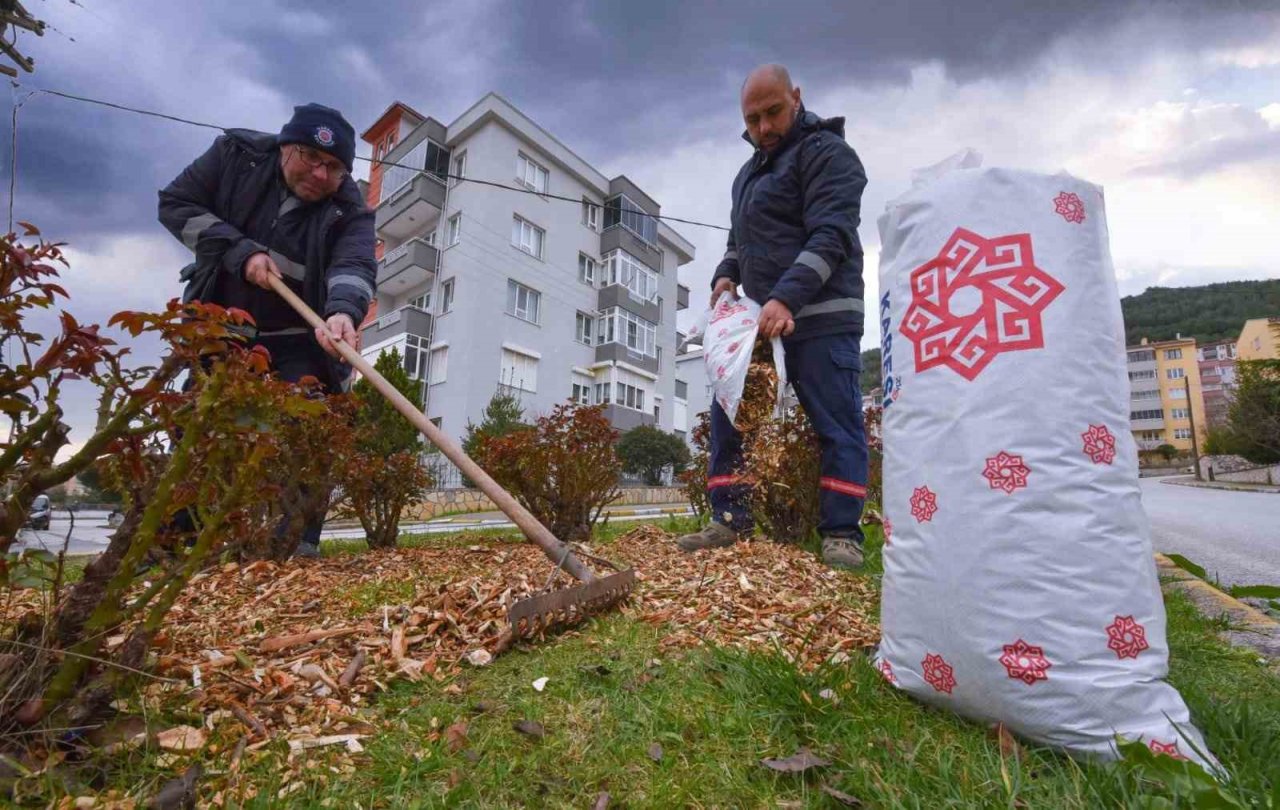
[314,126,335,147]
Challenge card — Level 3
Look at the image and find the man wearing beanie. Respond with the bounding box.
[158,103,376,557]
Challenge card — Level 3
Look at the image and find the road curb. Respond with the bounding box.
[1159,478,1280,495]
[605,506,693,518]
[1155,554,1280,662]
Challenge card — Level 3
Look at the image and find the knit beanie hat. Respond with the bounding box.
[278,103,356,172]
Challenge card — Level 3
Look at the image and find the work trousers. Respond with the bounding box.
[708,331,868,540]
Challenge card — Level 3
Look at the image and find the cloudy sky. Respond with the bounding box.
[3,0,1279,450]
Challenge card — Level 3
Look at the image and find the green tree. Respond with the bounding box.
[860,348,881,394]
[1225,359,1280,465]
[352,348,422,458]
[617,424,691,486]
[339,348,431,549]
[1156,444,1178,462]
[461,389,527,486]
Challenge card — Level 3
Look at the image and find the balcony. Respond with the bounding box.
[597,284,660,323]
[1130,417,1165,431]
[378,238,438,296]
[601,225,662,270]
[1135,438,1164,451]
[676,284,689,311]
[602,404,656,432]
[375,174,445,242]
[360,305,432,348]
[595,342,659,374]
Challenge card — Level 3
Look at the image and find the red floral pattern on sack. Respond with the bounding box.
[1053,191,1086,224]
[1148,739,1187,760]
[983,451,1031,494]
[1106,615,1150,659]
[882,517,893,545]
[1081,424,1117,465]
[910,486,938,522]
[877,658,897,684]
[921,653,956,695]
[899,228,1065,381]
[999,639,1052,685]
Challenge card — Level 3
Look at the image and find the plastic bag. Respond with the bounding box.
[688,292,787,427]
[874,153,1216,769]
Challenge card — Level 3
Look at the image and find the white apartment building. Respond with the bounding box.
[357,95,696,470]
[674,342,711,450]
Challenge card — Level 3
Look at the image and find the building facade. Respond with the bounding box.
[356,94,696,471]
[1236,317,1280,361]
[1196,339,1237,429]
[1127,336,1207,453]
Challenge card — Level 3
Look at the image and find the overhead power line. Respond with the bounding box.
[9,82,730,232]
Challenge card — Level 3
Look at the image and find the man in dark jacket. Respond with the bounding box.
[158,103,377,557]
[677,65,870,568]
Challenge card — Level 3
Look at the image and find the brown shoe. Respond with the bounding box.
[822,536,864,570]
[676,521,740,552]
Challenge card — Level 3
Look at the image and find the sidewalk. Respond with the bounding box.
[320,503,692,541]
[1161,475,1280,494]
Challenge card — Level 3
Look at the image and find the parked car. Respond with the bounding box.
[24,493,51,530]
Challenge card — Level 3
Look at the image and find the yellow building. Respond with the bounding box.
[1236,317,1280,361]
[1126,336,1207,453]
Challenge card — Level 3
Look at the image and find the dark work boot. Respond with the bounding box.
[676,521,741,552]
[821,536,864,570]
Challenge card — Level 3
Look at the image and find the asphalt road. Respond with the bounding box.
[1141,477,1280,588]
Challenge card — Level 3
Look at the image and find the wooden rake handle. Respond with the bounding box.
[268,275,596,583]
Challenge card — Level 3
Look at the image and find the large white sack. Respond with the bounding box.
[874,156,1215,768]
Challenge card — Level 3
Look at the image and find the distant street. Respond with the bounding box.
[1141,478,1280,588]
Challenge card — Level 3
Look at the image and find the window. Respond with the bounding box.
[575,311,594,345]
[1131,389,1160,400]
[601,249,659,302]
[653,402,661,422]
[402,334,428,381]
[675,379,688,399]
[616,382,646,411]
[571,381,592,405]
[1128,369,1156,381]
[511,215,545,259]
[596,307,657,357]
[506,279,541,324]
[1166,367,1185,380]
[1170,388,1186,399]
[516,153,549,193]
[409,291,431,311]
[578,253,597,285]
[1127,350,1156,363]
[379,138,451,203]
[1130,409,1163,421]
[450,151,466,187]
[440,278,455,313]
[1170,408,1189,419]
[656,346,663,369]
[447,213,462,247]
[1164,348,1183,360]
[604,193,657,245]
[1174,428,1192,440]
[500,348,538,392]
[581,198,600,231]
[1253,337,1262,351]
[428,346,448,385]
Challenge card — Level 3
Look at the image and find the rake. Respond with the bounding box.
[269,276,636,642]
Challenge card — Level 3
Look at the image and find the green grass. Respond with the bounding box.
[40,523,1280,808]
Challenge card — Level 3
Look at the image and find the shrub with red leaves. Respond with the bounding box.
[474,403,621,544]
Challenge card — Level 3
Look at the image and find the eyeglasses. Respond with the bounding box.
[290,145,347,180]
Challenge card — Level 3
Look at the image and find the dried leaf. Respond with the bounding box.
[991,723,1023,759]
[821,784,863,807]
[593,792,610,810]
[466,649,493,667]
[532,676,549,692]
[445,721,469,753]
[760,747,829,773]
[148,763,203,810]
[156,726,207,752]
[647,742,663,762]
[513,720,545,739]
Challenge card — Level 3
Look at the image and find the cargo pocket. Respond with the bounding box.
[831,349,863,409]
